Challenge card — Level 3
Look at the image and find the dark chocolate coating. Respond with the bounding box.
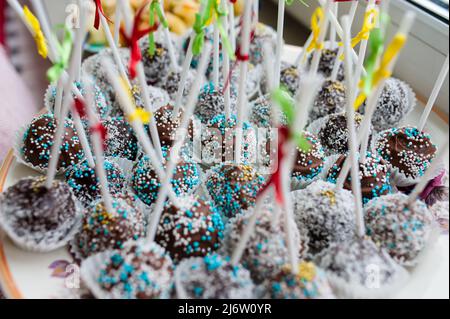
[376,126,437,179]
[308,48,344,81]
[155,197,224,262]
[292,132,325,181]
[22,113,84,171]
[310,80,346,122]
[141,42,171,85]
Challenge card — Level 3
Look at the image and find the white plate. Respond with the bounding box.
[0,45,448,299]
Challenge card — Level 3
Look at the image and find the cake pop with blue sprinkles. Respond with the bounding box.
[85,241,174,299]
[71,196,145,261]
[172,254,255,299]
[194,82,237,124]
[327,152,392,204]
[265,262,335,299]
[155,195,224,263]
[206,163,265,219]
[364,193,434,266]
[65,158,126,206]
[131,154,201,207]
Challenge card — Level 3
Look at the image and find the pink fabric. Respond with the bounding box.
[0,45,38,161]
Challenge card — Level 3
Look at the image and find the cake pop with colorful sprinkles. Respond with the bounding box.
[71,196,145,261]
[65,158,126,205]
[292,180,356,255]
[151,104,193,149]
[206,163,265,219]
[308,48,344,81]
[265,262,335,299]
[310,80,346,123]
[317,112,366,155]
[44,81,109,120]
[247,23,277,66]
[173,254,255,299]
[140,39,172,85]
[364,193,434,266]
[131,155,200,207]
[327,152,392,204]
[315,237,406,297]
[21,113,84,172]
[103,116,139,161]
[291,132,325,189]
[83,241,174,299]
[200,114,257,166]
[0,176,82,252]
[155,195,224,263]
[375,126,437,182]
[249,94,288,128]
[194,82,237,124]
[221,207,306,285]
[364,78,415,132]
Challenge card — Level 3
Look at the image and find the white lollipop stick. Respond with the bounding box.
[213,22,221,87]
[45,3,88,189]
[102,60,180,205]
[317,0,366,76]
[84,77,115,214]
[352,0,377,100]
[221,0,232,120]
[53,78,64,118]
[118,0,163,161]
[262,42,279,127]
[309,0,331,75]
[234,0,253,164]
[408,140,449,206]
[158,0,179,71]
[274,0,285,87]
[330,0,359,81]
[147,43,212,243]
[228,1,236,51]
[113,3,122,46]
[418,54,449,131]
[173,33,195,118]
[329,2,337,49]
[337,11,416,180]
[342,15,364,238]
[295,34,313,69]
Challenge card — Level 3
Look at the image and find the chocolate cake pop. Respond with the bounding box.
[82,48,130,113]
[266,262,335,299]
[158,69,196,102]
[327,152,392,204]
[375,126,437,182]
[364,193,434,266]
[150,104,193,149]
[140,39,172,85]
[309,80,346,123]
[249,94,287,128]
[71,196,145,260]
[21,113,85,172]
[173,254,255,299]
[65,158,126,205]
[308,48,344,81]
[131,155,200,206]
[83,241,173,299]
[317,112,366,155]
[221,207,306,285]
[365,78,415,132]
[0,177,82,252]
[315,237,406,297]
[103,116,139,161]
[194,82,237,124]
[45,81,109,120]
[155,196,224,263]
[248,23,277,66]
[291,132,326,189]
[292,180,356,255]
[200,114,257,166]
[206,163,265,219]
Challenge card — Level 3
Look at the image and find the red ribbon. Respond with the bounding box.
[93,0,112,30]
[120,4,159,79]
[73,98,86,118]
[257,127,290,205]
